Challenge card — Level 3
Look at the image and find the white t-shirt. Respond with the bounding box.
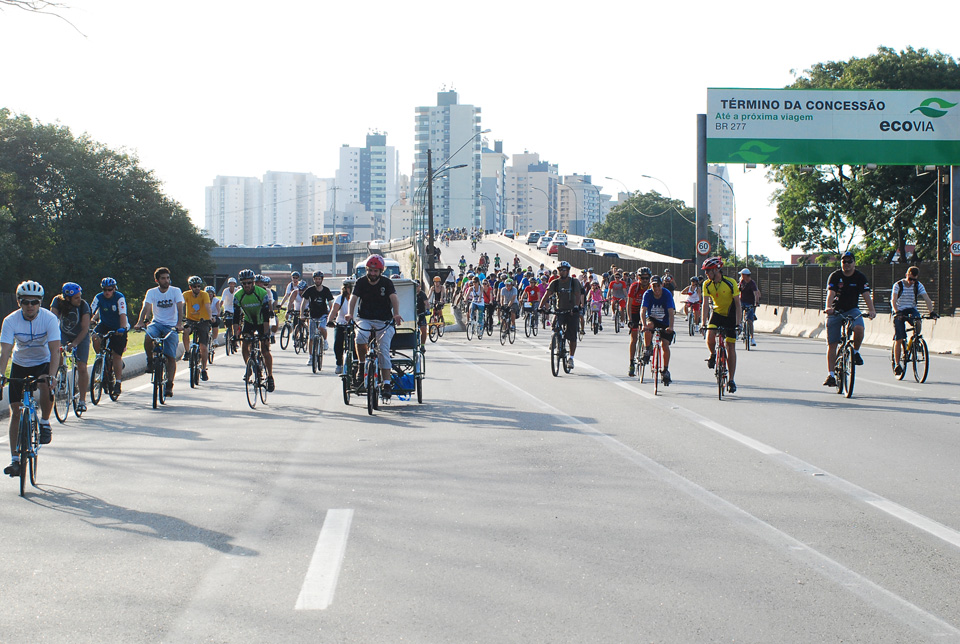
[1,308,62,367]
[209,296,221,317]
[144,286,184,326]
[221,287,237,312]
[333,293,350,325]
[891,279,927,311]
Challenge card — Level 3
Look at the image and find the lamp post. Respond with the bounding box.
[745,218,751,266]
[707,171,736,262]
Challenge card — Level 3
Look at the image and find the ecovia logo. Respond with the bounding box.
[910,97,958,118]
[728,140,780,163]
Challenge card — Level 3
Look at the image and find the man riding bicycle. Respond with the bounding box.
[181,275,212,381]
[538,261,583,371]
[345,255,403,399]
[135,267,185,398]
[640,276,676,385]
[890,265,935,376]
[823,251,876,387]
[702,257,741,393]
[300,271,334,366]
[738,269,760,347]
[234,269,275,392]
[626,267,652,377]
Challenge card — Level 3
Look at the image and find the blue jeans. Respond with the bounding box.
[893,307,919,341]
[147,322,179,358]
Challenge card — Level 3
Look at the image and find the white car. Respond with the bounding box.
[580,238,596,252]
[502,229,515,239]
[553,233,568,244]
[537,236,553,250]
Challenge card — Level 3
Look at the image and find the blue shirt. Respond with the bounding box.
[91,291,127,331]
[640,288,676,323]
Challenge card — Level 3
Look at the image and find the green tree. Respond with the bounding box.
[0,108,214,309]
[770,46,960,261]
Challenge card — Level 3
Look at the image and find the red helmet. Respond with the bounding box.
[365,255,385,271]
[701,256,723,271]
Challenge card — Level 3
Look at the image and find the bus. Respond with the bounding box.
[311,232,351,246]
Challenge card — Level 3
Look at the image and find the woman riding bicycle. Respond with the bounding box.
[50,282,92,412]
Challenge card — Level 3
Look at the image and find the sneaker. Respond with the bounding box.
[181,354,190,362]
[642,347,652,364]
[567,357,575,371]
[307,357,314,366]
[707,354,716,369]
[853,352,864,366]
[894,364,903,376]
[381,382,393,398]
[266,376,275,392]
[823,375,837,387]
[4,461,21,477]
[113,382,122,396]
[39,422,52,445]
[77,401,87,413]
[200,370,209,382]
[750,338,756,346]
[335,365,343,375]
[628,363,635,378]
[727,380,737,393]
[165,384,174,397]
[323,339,329,352]
[662,369,671,386]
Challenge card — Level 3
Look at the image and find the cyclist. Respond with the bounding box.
[181,276,212,381]
[607,271,627,325]
[1,281,60,476]
[891,265,937,376]
[134,267,184,398]
[300,270,334,365]
[500,278,520,331]
[640,275,676,385]
[328,281,353,375]
[50,282,92,412]
[466,275,486,330]
[494,253,501,270]
[220,277,239,347]
[662,268,676,292]
[416,280,429,350]
[679,276,701,322]
[587,281,604,331]
[823,251,877,387]
[206,286,221,347]
[738,269,760,346]
[91,277,128,396]
[701,257,741,393]
[538,261,583,370]
[626,267,652,377]
[522,276,541,321]
[345,255,403,399]
[234,269,275,392]
[458,255,467,273]
[278,270,302,311]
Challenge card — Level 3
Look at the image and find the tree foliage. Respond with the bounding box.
[770,46,960,262]
[0,108,215,308]
[591,190,722,260]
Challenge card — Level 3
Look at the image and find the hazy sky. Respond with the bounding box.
[2,0,956,260]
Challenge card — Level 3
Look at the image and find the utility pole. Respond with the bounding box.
[331,185,338,275]
[427,149,436,271]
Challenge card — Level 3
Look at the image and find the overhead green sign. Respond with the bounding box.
[707,89,960,165]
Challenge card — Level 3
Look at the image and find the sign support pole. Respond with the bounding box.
[696,114,709,260]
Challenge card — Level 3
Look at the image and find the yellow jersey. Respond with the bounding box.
[703,276,739,316]
[183,290,211,321]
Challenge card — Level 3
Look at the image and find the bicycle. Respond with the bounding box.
[141,328,176,409]
[90,330,122,405]
[485,305,494,336]
[292,315,309,354]
[1,375,45,497]
[279,310,299,350]
[183,321,206,388]
[891,313,936,383]
[523,303,539,337]
[340,323,360,405]
[639,327,665,395]
[712,327,736,400]
[224,315,238,356]
[53,346,83,423]
[685,303,701,337]
[308,317,325,374]
[548,308,573,377]
[830,311,860,398]
[466,304,484,341]
[499,306,517,346]
[741,305,756,350]
[357,320,394,416]
[590,304,602,335]
[428,307,445,343]
[242,332,268,409]
[611,300,624,334]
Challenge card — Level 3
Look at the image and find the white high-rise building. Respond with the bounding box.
[707,164,735,250]
[205,176,262,246]
[560,174,605,236]
[505,152,558,233]
[414,89,482,231]
[336,132,399,240]
[481,140,507,232]
[261,171,324,246]
[390,174,413,239]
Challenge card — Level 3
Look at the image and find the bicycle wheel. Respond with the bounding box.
[743,322,751,351]
[189,346,198,388]
[245,360,258,409]
[524,314,531,338]
[106,361,119,402]
[72,362,83,417]
[638,345,648,383]
[508,322,516,344]
[688,314,694,337]
[28,415,39,489]
[913,338,929,383]
[716,346,726,400]
[653,345,661,396]
[366,363,377,415]
[53,364,70,423]
[465,314,473,340]
[500,321,508,345]
[615,310,622,334]
[531,314,539,337]
[280,323,291,350]
[152,358,162,409]
[550,335,561,377]
[257,361,268,404]
[157,359,167,406]
[842,344,855,398]
[90,355,104,406]
[429,323,439,343]
[562,340,571,373]
[224,327,234,356]
[415,351,424,404]
[18,413,30,496]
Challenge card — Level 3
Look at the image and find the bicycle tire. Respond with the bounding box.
[653,344,661,396]
[550,335,561,377]
[914,338,929,383]
[415,351,424,404]
[842,344,855,398]
[90,355,104,406]
[28,414,39,489]
[157,357,167,407]
[429,324,439,343]
[189,346,198,389]
[524,314,531,338]
[152,360,161,409]
[72,362,83,418]
[53,364,70,423]
[280,324,291,350]
[438,320,444,338]
[18,412,30,496]
[562,341,571,373]
[508,323,516,344]
[465,314,473,340]
[716,345,726,400]
[258,361,268,404]
[531,314,539,337]
[366,364,377,415]
[500,322,508,346]
[688,315,694,337]
[615,310,621,334]
[743,322,751,351]
[106,361,119,402]
[245,360,258,409]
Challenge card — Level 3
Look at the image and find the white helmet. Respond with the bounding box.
[16,280,44,299]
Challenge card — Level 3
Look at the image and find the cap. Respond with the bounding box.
[650,275,662,285]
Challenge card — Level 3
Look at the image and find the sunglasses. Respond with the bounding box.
[241,280,254,285]
[20,299,41,306]
[103,287,115,292]
[841,258,854,264]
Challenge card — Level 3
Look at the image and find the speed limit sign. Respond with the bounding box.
[697,239,711,255]
[952,241,960,257]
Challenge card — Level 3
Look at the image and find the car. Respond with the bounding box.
[547,241,566,256]
[502,229,515,239]
[602,251,620,259]
[526,232,541,245]
[538,236,553,250]
[553,232,568,244]
[546,230,558,239]
[368,239,385,251]
[580,238,596,252]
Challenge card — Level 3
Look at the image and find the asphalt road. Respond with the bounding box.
[4,238,960,643]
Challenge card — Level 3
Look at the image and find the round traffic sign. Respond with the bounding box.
[951,241,960,257]
[697,239,711,255]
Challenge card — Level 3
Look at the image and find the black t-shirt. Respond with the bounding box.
[353,276,397,321]
[545,277,583,311]
[416,291,428,316]
[302,285,334,318]
[827,269,870,311]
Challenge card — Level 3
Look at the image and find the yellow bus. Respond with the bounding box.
[311,232,351,245]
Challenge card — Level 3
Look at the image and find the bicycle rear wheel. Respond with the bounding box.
[842,345,855,398]
[53,364,70,423]
[913,338,929,383]
[280,324,291,350]
[90,355,104,405]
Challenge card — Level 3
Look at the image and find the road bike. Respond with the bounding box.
[90,330,123,405]
[1,375,45,497]
[639,327,666,395]
[831,311,860,398]
[548,309,573,377]
[428,306,445,343]
[891,313,936,383]
[499,306,517,346]
[53,346,83,423]
[242,332,268,409]
[741,305,756,350]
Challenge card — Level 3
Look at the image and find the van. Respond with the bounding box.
[354,256,402,279]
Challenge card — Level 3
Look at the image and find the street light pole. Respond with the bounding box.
[745,218,751,266]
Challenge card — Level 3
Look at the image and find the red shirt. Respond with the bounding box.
[523,285,540,302]
[627,281,648,312]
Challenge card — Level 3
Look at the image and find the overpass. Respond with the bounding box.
[210,243,372,280]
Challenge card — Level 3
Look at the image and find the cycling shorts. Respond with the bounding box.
[184,319,211,345]
[708,312,738,342]
[241,320,270,343]
[9,362,50,406]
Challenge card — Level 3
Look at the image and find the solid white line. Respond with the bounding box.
[857,377,920,392]
[295,509,354,610]
[131,368,189,393]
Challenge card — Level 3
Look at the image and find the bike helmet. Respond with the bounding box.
[739,268,751,275]
[261,276,272,284]
[433,276,441,282]
[298,280,308,291]
[558,261,571,269]
[254,274,265,282]
[701,256,723,271]
[238,269,255,281]
[291,271,301,278]
[205,285,216,293]
[690,276,700,282]
[312,270,324,278]
[101,277,117,289]
[188,276,203,287]
[365,255,385,271]
[16,280,44,298]
[639,266,652,276]
[62,282,82,297]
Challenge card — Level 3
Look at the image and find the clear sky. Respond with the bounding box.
[2,0,956,261]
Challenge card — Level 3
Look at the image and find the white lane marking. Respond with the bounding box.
[295,509,354,610]
[440,346,960,639]
[131,368,189,393]
[857,377,920,392]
